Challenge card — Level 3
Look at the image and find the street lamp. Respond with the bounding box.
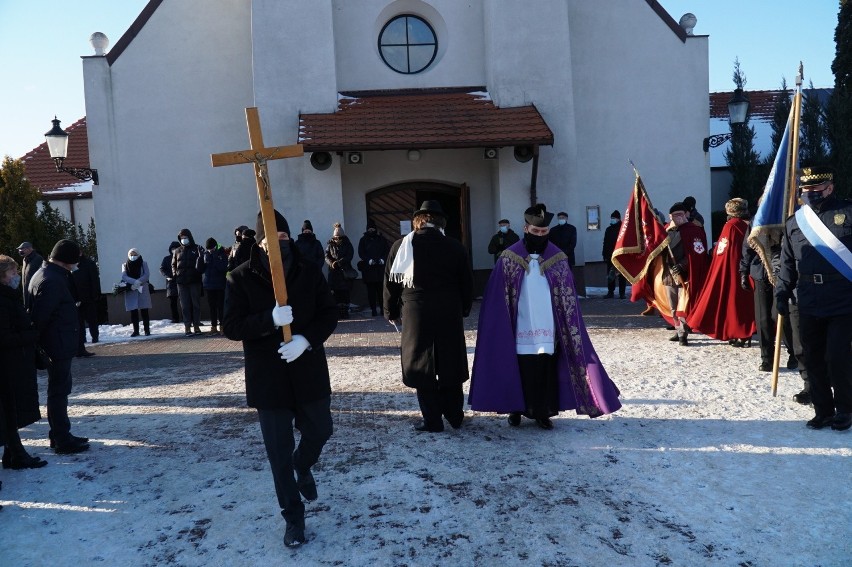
[44,117,99,185]
[703,88,750,152]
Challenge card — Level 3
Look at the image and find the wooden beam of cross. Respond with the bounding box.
[211,107,304,343]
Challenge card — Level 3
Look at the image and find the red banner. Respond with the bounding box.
[611,174,670,284]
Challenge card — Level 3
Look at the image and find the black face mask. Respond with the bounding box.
[802,188,830,209]
[279,240,294,272]
[524,233,549,254]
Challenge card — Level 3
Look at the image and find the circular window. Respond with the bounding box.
[378,14,437,74]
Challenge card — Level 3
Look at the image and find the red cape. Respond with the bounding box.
[686,218,756,340]
[671,222,710,319]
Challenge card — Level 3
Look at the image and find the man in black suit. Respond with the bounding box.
[548,211,577,268]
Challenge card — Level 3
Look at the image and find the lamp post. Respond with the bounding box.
[44,117,99,185]
[703,88,750,152]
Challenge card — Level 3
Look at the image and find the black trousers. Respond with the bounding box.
[517,354,559,419]
[798,313,852,416]
[130,309,150,333]
[77,301,99,348]
[364,281,382,312]
[605,260,626,297]
[177,283,202,326]
[787,302,809,389]
[46,357,74,444]
[0,371,23,451]
[754,279,794,362]
[415,380,464,429]
[206,288,225,326]
[257,397,333,523]
[168,295,181,322]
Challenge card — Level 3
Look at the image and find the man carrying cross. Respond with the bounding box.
[215,107,337,548]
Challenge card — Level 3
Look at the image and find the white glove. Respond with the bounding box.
[278,335,310,363]
[271,304,293,327]
[369,259,375,265]
[131,282,141,291]
[379,259,385,265]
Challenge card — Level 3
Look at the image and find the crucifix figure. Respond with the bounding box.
[211,107,304,342]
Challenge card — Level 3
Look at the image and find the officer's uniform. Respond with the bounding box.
[776,167,852,430]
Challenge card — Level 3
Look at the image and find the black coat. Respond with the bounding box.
[202,246,229,290]
[358,231,390,283]
[22,250,43,309]
[325,236,355,291]
[28,262,79,361]
[223,244,338,410]
[549,223,577,266]
[384,228,473,389]
[487,229,520,263]
[160,254,179,297]
[71,255,101,303]
[602,221,621,262]
[0,283,41,428]
[295,233,325,269]
[228,237,255,272]
[777,196,852,317]
[172,231,205,285]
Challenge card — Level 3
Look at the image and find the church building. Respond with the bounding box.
[82,0,710,301]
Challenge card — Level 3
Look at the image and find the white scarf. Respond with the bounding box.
[389,231,416,288]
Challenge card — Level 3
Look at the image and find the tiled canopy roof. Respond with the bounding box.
[20,117,92,194]
[298,88,554,152]
[710,88,833,122]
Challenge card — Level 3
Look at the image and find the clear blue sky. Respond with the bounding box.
[0,0,840,160]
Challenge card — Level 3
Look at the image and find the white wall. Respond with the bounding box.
[84,0,254,290]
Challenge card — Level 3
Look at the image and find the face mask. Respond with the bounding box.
[128,255,139,262]
[7,274,21,289]
[18,250,26,257]
[180,238,190,246]
[235,234,242,242]
[499,226,508,233]
[558,219,567,225]
[610,218,618,225]
[279,240,294,272]
[524,233,549,254]
[802,188,828,208]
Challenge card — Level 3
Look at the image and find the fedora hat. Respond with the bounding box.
[414,200,446,217]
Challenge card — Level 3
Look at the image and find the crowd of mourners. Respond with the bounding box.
[1,165,849,547]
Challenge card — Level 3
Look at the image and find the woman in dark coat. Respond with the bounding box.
[160,241,181,323]
[0,255,47,469]
[202,237,229,334]
[295,220,325,269]
[358,219,390,316]
[384,201,474,432]
[325,223,355,319]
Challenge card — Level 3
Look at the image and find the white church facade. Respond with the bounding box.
[83,0,710,302]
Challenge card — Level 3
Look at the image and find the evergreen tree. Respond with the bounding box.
[766,77,791,164]
[725,59,762,205]
[828,0,852,198]
[799,81,831,165]
[35,200,76,256]
[0,156,41,256]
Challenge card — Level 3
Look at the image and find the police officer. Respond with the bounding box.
[776,166,852,431]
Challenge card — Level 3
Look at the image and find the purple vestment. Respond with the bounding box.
[468,241,621,417]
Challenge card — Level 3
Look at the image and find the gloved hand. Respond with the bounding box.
[369,259,375,265]
[776,296,790,317]
[131,281,141,291]
[271,304,293,327]
[670,264,685,277]
[379,258,384,265]
[740,274,750,291]
[278,335,310,363]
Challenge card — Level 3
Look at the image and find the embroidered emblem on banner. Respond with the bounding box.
[693,238,706,254]
[835,213,846,226]
[716,237,728,255]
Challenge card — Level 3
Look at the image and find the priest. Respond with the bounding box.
[468,204,621,428]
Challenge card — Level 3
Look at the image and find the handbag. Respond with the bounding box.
[35,345,52,370]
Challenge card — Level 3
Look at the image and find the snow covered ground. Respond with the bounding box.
[1,291,849,566]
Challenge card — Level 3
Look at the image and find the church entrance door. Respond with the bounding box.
[366,182,470,252]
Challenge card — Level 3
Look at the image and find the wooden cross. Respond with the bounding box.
[211,107,304,342]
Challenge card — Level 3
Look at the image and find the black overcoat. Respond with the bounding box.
[28,262,79,361]
[0,283,41,428]
[383,228,473,389]
[223,244,338,410]
[325,236,355,291]
[358,232,390,283]
[295,233,325,269]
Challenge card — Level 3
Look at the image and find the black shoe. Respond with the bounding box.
[54,439,90,454]
[91,337,99,344]
[678,335,689,346]
[507,412,521,427]
[536,417,554,430]
[445,414,464,429]
[669,334,679,342]
[295,468,318,501]
[2,450,48,470]
[806,415,835,430]
[413,421,444,433]
[786,355,798,370]
[792,390,812,405]
[758,361,772,372]
[130,331,140,337]
[831,413,851,431]
[619,294,626,299]
[284,519,306,547]
[665,325,675,330]
[77,350,95,358]
[603,293,614,299]
[49,433,89,449]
